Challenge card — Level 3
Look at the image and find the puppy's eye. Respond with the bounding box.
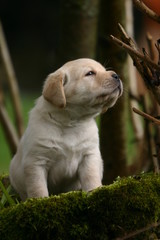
[85,71,96,76]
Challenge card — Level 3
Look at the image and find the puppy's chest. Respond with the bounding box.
[37,120,98,170]
[49,127,88,158]
[47,128,89,177]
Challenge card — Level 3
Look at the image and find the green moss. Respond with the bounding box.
[88,174,160,239]
[0,191,89,240]
[1,173,160,239]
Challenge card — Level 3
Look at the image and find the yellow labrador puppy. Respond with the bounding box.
[10,58,123,200]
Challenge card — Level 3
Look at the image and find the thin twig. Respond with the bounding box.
[141,96,157,172]
[0,104,19,154]
[116,221,160,240]
[0,21,24,137]
[155,39,160,65]
[118,23,138,50]
[146,32,156,61]
[0,82,19,154]
[110,24,160,106]
[110,35,160,71]
[133,107,160,173]
[133,107,160,125]
[132,0,160,23]
[117,24,148,81]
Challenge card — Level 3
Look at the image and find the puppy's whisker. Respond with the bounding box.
[103,59,110,69]
[106,67,114,71]
[123,87,129,94]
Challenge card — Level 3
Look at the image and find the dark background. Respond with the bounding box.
[0,0,142,90]
[0,1,61,90]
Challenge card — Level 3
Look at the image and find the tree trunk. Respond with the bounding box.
[98,0,128,184]
[57,0,100,67]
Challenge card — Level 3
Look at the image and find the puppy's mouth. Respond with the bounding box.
[97,84,122,100]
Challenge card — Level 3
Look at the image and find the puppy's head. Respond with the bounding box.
[43,58,123,114]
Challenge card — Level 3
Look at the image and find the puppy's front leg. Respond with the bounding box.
[78,154,103,192]
[24,164,49,199]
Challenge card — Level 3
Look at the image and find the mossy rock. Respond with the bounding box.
[1,173,160,239]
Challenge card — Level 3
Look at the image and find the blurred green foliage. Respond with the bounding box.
[0,92,39,173]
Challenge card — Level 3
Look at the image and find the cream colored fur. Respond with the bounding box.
[9,58,123,200]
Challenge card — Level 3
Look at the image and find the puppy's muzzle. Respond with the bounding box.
[111,73,123,97]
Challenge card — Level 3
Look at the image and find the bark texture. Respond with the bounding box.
[98,0,128,184]
[57,0,100,66]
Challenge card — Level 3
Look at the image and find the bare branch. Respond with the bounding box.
[0,86,19,154]
[146,32,156,61]
[0,104,19,155]
[116,221,160,240]
[132,0,160,23]
[110,23,160,105]
[110,35,160,71]
[0,21,24,137]
[118,23,138,50]
[133,107,160,125]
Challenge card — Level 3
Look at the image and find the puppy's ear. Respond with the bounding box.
[42,71,66,108]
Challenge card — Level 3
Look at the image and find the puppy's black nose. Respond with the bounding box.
[112,73,120,81]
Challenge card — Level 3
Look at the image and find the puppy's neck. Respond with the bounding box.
[36,96,100,127]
